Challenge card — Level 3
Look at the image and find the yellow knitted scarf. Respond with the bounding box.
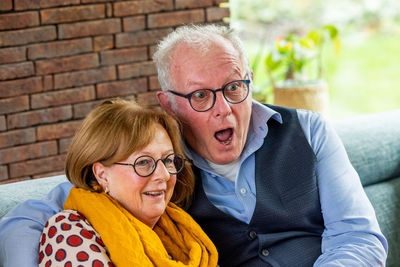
[64,187,218,267]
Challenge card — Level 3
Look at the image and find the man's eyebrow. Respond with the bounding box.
[185,71,243,90]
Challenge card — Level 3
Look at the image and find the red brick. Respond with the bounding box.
[0,128,36,149]
[33,170,64,179]
[54,66,116,89]
[14,0,79,10]
[136,91,158,106]
[9,154,66,178]
[0,116,5,131]
[0,96,29,115]
[94,35,114,51]
[59,137,73,153]
[0,26,56,47]
[31,86,95,109]
[28,38,92,60]
[0,77,43,98]
[43,75,53,91]
[118,61,156,79]
[0,47,26,64]
[97,78,147,98]
[58,19,121,39]
[176,0,213,9]
[206,6,230,21]
[214,0,228,4]
[37,120,82,141]
[35,53,99,75]
[0,0,12,11]
[0,165,8,181]
[100,47,147,66]
[0,176,30,184]
[7,105,72,129]
[148,10,204,28]
[41,4,105,24]
[123,16,146,32]
[0,141,57,164]
[81,0,109,2]
[116,28,173,48]
[149,45,158,59]
[73,100,102,119]
[106,3,112,17]
[0,12,39,31]
[113,0,173,17]
[148,75,161,90]
[0,62,34,81]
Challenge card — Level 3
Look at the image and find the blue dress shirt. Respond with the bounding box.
[0,100,388,266]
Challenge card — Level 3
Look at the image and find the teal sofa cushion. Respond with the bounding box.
[335,110,400,187]
[0,175,67,219]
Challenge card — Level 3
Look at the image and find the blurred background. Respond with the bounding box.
[0,0,399,183]
[228,0,400,119]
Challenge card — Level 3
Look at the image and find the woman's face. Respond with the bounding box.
[97,124,177,228]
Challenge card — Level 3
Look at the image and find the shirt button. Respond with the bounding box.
[261,249,269,256]
[240,188,247,195]
[249,231,257,239]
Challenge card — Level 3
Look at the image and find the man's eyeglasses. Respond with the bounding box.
[167,79,250,112]
[113,153,189,178]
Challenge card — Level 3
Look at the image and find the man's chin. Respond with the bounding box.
[208,151,240,165]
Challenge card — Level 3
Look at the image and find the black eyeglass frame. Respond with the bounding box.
[167,79,251,112]
[113,153,190,178]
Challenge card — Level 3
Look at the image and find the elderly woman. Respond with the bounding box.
[38,98,218,266]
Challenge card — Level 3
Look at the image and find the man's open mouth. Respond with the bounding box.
[215,128,233,145]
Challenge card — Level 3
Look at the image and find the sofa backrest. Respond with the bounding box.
[334,109,400,187]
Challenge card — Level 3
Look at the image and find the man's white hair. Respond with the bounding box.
[153,24,251,93]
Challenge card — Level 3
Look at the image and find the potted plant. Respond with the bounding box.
[265,25,340,115]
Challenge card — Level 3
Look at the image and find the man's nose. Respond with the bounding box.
[213,91,232,117]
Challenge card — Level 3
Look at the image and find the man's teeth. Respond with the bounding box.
[221,136,232,145]
[144,191,163,196]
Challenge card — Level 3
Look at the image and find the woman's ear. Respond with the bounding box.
[156,91,176,117]
[92,162,108,189]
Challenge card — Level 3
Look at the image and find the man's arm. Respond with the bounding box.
[297,111,388,266]
[0,182,72,267]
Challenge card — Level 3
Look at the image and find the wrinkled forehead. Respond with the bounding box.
[169,37,243,85]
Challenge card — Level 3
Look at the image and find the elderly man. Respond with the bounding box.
[0,25,387,266]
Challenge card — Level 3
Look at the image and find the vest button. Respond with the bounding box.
[261,249,270,256]
[249,230,257,239]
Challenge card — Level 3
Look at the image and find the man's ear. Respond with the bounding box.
[156,91,176,117]
[92,162,108,189]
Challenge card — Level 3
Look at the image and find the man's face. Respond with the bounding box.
[165,38,252,165]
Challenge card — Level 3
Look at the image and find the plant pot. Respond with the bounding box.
[273,79,329,115]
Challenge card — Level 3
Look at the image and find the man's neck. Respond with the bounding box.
[206,158,240,182]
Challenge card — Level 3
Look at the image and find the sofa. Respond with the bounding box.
[1,109,399,266]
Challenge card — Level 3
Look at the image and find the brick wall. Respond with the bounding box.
[0,0,229,184]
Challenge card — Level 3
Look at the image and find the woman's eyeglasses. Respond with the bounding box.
[113,153,190,177]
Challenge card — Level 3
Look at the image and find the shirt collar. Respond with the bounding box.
[184,100,283,171]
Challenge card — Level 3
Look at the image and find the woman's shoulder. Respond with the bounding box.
[39,210,113,266]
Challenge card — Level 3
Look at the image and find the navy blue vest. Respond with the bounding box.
[188,105,324,267]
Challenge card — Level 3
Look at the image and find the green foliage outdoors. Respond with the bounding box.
[326,33,400,118]
[230,0,400,119]
[265,25,340,85]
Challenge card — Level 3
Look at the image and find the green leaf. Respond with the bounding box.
[265,53,282,71]
[323,25,339,39]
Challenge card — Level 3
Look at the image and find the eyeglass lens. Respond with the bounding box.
[134,153,185,177]
[190,80,248,112]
